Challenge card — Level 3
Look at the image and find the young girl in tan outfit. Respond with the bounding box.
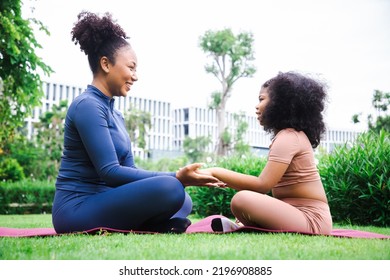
[197,71,333,234]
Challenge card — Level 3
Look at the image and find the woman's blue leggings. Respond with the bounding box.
[52,176,192,233]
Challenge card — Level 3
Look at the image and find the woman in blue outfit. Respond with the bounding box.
[52,11,221,234]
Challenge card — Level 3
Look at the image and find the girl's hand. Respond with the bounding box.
[196,167,227,188]
[195,167,213,177]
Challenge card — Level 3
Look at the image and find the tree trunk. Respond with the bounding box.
[216,95,228,156]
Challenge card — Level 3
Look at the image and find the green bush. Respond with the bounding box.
[0,180,55,214]
[5,134,59,180]
[0,157,25,181]
[187,153,267,217]
[319,130,390,226]
[1,130,388,228]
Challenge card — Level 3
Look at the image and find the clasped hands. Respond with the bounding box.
[176,163,225,187]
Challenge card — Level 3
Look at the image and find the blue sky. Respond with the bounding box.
[24,0,390,130]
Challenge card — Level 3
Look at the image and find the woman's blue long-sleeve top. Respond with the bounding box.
[56,85,176,193]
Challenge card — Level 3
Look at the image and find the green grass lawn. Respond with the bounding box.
[0,214,389,260]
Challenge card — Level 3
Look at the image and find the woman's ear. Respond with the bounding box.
[100,56,110,73]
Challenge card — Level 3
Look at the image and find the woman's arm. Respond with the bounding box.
[73,98,222,187]
[198,160,289,193]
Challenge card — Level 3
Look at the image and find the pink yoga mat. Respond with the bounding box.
[185,215,390,239]
[1,215,389,239]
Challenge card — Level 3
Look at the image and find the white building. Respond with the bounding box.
[25,82,362,160]
[173,107,271,157]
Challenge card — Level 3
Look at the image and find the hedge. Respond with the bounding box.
[0,180,55,214]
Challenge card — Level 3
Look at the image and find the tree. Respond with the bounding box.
[352,89,390,133]
[199,28,256,156]
[183,135,212,162]
[6,131,46,180]
[231,112,251,155]
[0,0,53,153]
[124,106,152,150]
[33,100,68,179]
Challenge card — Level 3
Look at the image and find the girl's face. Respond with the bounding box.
[255,87,270,126]
[106,46,138,98]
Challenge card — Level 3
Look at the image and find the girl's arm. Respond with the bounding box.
[198,160,289,193]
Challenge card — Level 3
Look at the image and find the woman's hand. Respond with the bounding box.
[176,163,225,187]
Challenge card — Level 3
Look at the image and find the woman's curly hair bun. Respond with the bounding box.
[71,11,128,56]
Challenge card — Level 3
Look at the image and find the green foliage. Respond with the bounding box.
[216,154,267,176]
[231,112,251,155]
[221,127,232,149]
[199,28,256,86]
[0,100,68,181]
[208,91,222,109]
[319,130,390,226]
[0,99,67,181]
[32,100,67,180]
[124,106,152,150]
[0,157,25,181]
[0,180,55,214]
[187,153,267,217]
[352,89,390,133]
[187,186,237,217]
[183,136,212,162]
[6,133,41,178]
[213,112,251,157]
[0,0,53,150]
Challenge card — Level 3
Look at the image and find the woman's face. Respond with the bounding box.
[107,46,138,98]
[255,87,270,126]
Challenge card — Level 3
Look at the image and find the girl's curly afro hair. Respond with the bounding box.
[261,71,328,148]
